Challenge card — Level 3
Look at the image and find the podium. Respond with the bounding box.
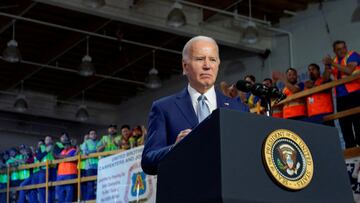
[156,109,353,203]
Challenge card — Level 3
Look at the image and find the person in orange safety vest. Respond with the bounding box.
[323,40,360,148]
[272,68,307,120]
[304,63,334,126]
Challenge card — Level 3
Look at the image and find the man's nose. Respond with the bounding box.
[203,59,211,69]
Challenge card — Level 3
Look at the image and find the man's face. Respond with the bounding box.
[60,134,68,143]
[286,70,298,85]
[45,136,53,146]
[121,128,131,138]
[89,130,97,140]
[182,40,220,91]
[308,66,320,81]
[245,77,255,85]
[108,127,116,135]
[334,43,347,58]
[262,80,272,88]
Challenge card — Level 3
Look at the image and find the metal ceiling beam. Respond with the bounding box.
[0,11,182,55]
[0,56,146,86]
[34,0,272,53]
[56,36,180,101]
[0,1,36,34]
[4,19,113,91]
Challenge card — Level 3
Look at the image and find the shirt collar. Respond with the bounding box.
[187,84,216,105]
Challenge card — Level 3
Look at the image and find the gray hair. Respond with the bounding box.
[182,36,219,61]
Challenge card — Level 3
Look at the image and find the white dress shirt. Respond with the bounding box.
[187,84,217,117]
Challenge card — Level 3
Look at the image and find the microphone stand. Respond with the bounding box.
[263,96,272,117]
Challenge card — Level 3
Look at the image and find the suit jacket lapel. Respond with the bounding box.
[175,88,199,128]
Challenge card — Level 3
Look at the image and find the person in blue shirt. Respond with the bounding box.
[323,40,360,148]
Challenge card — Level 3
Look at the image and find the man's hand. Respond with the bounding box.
[175,129,192,144]
[322,55,333,65]
[304,80,314,89]
[272,71,285,82]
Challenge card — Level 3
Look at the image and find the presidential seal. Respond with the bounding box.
[262,129,314,190]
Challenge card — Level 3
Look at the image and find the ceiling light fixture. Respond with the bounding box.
[242,0,259,44]
[3,20,21,63]
[166,1,186,28]
[76,91,89,122]
[14,80,28,112]
[78,36,95,77]
[146,50,162,89]
[82,0,105,9]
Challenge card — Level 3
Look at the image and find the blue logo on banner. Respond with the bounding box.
[131,172,146,197]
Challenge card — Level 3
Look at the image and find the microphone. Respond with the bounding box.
[235,80,286,101]
[235,80,252,93]
[251,83,269,97]
[269,86,287,101]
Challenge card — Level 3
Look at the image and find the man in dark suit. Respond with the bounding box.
[141,36,248,175]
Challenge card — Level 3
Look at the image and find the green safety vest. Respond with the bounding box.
[56,142,64,149]
[85,140,99,168]
[6,157,19,181]
[0,173,7,184]
[18,154,30,180]
[33,157,40,174]
[98,135,120,152]
[40,145,55,169]
[79,143,87,170]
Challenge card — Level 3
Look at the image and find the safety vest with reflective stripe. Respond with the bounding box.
[6,157,19,181]
[306,78,334,117]
[0,173,7,184]
[40,145,55,169]
[58,147,77,176]
[272,101,283,118]
[79,143,87,170]
[18,154,30,180]
[85,140,98,168]
[33,157,40,173]
[333,51,360,95]
[283,87,307,119]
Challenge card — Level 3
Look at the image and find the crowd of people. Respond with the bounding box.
[0,124,146,203]
[220,40,360,149]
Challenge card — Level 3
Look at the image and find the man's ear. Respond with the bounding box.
[182,60,188,75]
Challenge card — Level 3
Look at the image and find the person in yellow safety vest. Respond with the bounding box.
[273,68,307,120]
[0,152,8,203]
[35,136,56,203]
[79,134,89,201]
[131,126,146,147]
[82,130,99,200]
[53,133,68,159]
[17,145,37,203]
[323,40,360,148]
[119,125,133,150]
[97,124,121,152]
[304,63,334,126]
[6,148,22,187]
